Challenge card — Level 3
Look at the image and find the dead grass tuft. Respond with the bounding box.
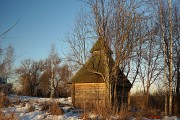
[20,102,26,107]
[49,102,64,115]
[5,113,18,120]
[119,106,132,120]
[27,103,35,112]
[0,92,11,108]
[79,112,89,119]
[0,111,17,120]
[0,111,5,120]
[40,102,50,111]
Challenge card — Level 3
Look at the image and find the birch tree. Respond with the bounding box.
[84,0,149,112]
[159,0,168,114]
[138,26,163,108]
[167,0,173,115]
[48,44,61,98]
[0,45,14,80]
[65,8,93,72]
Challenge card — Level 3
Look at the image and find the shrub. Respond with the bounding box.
[0,111,5,120]
[49,102,64,115]
[5,113,17,120]
[27,104,35,112]
[40,102,50,111]
[0,92,10,108]
[0,111,17,120]
[118,105,132,120]
[20,102,26,107]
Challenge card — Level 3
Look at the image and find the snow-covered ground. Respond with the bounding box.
[1,95,81,120]
[0,95,180,120]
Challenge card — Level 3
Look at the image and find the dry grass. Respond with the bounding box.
[0,111,5,120]
[5,113,17,120]
[20,102,26,107]
[0,111,17,120]
[130,92,161,119]
[49,102,64,115]
[79,112,89,119]
[96,106,112,119]
[27,103,35,112]
[0,93,11,108]
[0,93,17,119]
[79,104,113,119]
[40,102,50,111]
[118,106,132,120]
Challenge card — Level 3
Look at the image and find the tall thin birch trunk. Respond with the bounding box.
[159,0,168,115]
[163,36,168,115]
[168,0,173,115]
[50,64,54,98]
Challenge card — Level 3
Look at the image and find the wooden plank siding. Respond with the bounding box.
[73,83,106,110]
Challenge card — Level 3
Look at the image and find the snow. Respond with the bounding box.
[163,116,180,120]
[1,95,80,120]
[0,94,180,120]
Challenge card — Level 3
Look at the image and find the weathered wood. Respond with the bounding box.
[74,83,106,109]
[70,38,132,111]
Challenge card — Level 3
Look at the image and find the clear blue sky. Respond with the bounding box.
[0,0,83,67]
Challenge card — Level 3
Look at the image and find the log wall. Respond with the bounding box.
[74,83,106,110]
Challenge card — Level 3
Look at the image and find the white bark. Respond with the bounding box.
[168,0,173,115]
[159,0,168,115]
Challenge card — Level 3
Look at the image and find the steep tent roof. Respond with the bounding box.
[90,37,112,54]
[70,54,114,83]
[70,37,132,88]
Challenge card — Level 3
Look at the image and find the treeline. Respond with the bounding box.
[15,44,72,98]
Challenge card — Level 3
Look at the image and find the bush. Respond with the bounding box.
[40,102,50,111]
[0,111,17,120]
[119,105,132,120]
[49,102,64,115]
[27,103,35,112]
[0,111,5,120]
[0,92,11,108]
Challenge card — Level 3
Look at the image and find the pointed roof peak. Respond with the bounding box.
[90,37,112,54]
[90,37,105,53]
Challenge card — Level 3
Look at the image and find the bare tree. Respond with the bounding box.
[171,2,180,115]
[16,59,44,96]
[58,64,72,97]
[80,0,150,112]
[38,68,51,97]
[0,45,14,80]
[65,8,93,72]
[147,0,180,115]
[138,27,163,108]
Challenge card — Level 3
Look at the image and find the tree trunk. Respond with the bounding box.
[112,67,118,113]
[50,65,54,98]
[176,57,180,114]
[159,1,168,114]
[104,47,111,109]
[168,0,173,115]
